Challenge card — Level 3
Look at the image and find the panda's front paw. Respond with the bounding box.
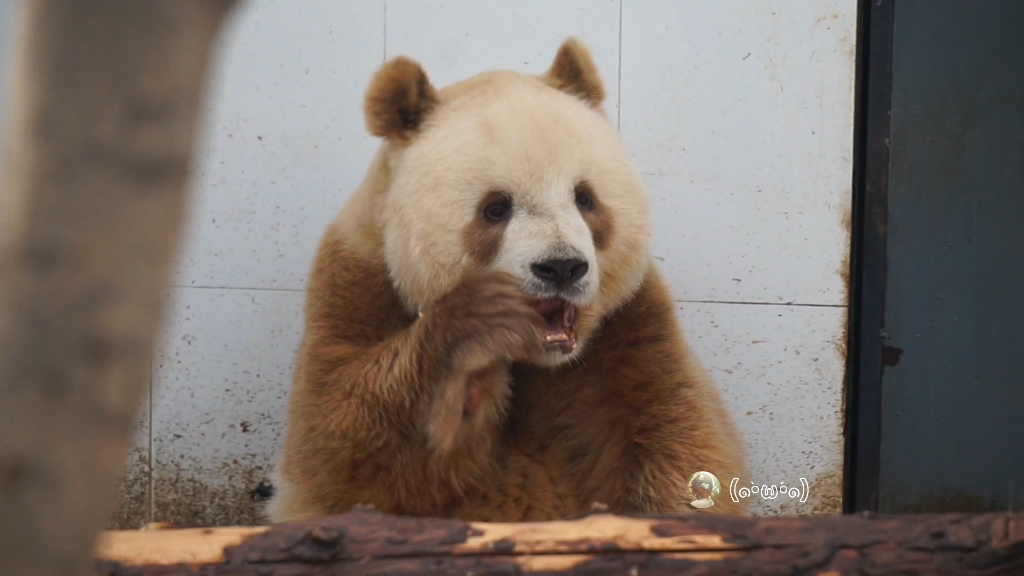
[418,271,544,455]
[425,361,510,455]
[423,270,546,371]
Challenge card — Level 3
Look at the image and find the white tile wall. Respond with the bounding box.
[385,0,622,118]
[172,0,386,291]
[623,1,856,306]
[0,0,857,526]
[678,303,846,515]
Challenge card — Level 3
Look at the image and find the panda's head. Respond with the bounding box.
[367,38,652,367]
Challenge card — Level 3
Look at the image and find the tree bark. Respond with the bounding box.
[0,2,238,576]
[94,508,1024,575]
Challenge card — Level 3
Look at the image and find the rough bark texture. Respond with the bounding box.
[0,2,238,576]
[95,508,1024,575]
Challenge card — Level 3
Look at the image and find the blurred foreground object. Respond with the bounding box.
[0,1,239,576]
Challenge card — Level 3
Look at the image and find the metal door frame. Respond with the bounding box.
[843,0,895,514]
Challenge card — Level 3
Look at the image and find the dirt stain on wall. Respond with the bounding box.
[837,204,852,433]
[108,446,150,530]
[778,469,844,515]
[151,459,273,527]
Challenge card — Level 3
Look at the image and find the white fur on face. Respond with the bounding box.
[492,184,599,304]
[381,72,652,330]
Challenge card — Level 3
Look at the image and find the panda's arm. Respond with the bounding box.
[280,260,544,515]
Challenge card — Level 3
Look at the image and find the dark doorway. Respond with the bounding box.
[847,0,1024,513]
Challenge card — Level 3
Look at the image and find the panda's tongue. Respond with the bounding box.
[536,298,577,354]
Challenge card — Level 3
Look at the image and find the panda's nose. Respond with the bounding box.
[530,258,589,288]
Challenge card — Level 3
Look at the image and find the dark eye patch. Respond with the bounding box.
[574,181,596,212]
[572,180,614,251]
[464,189,512,266]
[483,195,512,223]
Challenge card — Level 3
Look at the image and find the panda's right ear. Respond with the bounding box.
[363,57,439,144]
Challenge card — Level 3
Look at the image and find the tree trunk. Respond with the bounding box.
[0,2,238,576]
[95,508,1024,575]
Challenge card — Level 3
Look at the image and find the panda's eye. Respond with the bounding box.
[574,181,596,212]
[482,198,512,223]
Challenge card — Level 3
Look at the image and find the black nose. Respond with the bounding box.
[530,258,589,287]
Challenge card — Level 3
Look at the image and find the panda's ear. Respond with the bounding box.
[364,56,439,143]
[542,37,605,108]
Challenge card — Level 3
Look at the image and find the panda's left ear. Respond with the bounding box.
[542,37,606,108]
[364,56,439,144]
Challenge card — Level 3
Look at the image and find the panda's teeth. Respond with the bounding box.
[545,331,570,343]
[536,298,577,352]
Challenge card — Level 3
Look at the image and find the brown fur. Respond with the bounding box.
[364,56,439,143]
[542,37,606,107]
[502,270,748,515]
[274,227,545,516]
[269,38,748,523]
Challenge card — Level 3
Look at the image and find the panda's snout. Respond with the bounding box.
[530,257,589,288]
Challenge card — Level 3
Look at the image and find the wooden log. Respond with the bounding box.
[0,2,238,576]
[94,508,1024,575]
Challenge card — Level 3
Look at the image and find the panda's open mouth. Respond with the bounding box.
[535,297,577,354]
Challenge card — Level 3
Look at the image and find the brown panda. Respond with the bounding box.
[266,37,749,522]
